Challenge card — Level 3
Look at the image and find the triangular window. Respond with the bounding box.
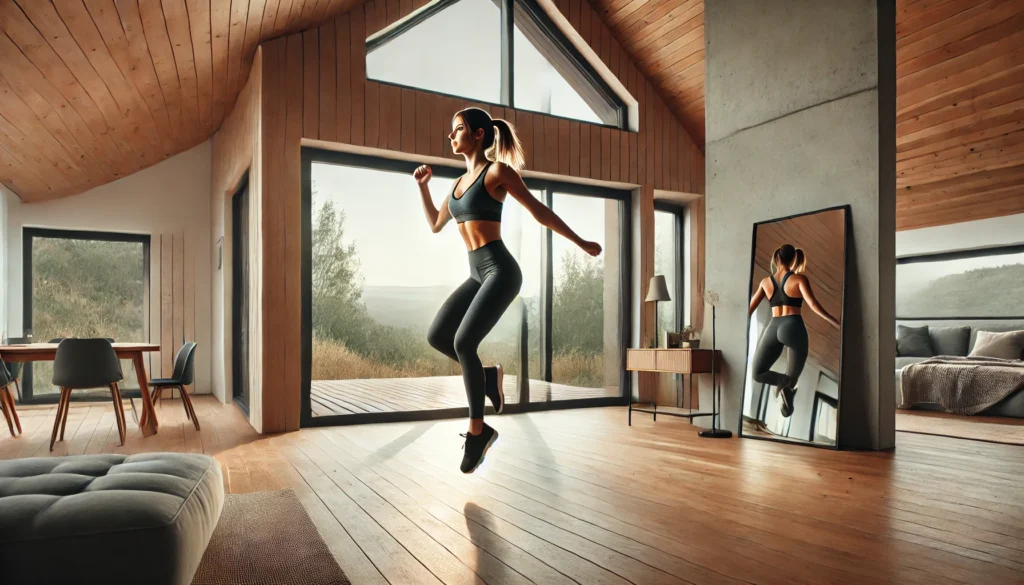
[367,0,626,127]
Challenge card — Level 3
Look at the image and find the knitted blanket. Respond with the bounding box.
[901,356,1024,415]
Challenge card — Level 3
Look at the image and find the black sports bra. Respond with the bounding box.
[769,272,803,308]
[449,162,502,223]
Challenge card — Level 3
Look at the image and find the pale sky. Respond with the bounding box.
[312,164,608,290]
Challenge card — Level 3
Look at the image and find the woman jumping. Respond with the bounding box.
[413,107,601,473]
[748,244,839,418]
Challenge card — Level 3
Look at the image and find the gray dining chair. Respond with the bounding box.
[49,337,114,343]
[151,342,199,431]
[50,338,126,451]
[0,356,21,437]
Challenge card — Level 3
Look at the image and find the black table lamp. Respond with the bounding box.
[645,275,671,347]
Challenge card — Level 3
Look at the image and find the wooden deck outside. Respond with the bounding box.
[2,397,1021,585]
[311,376,619,416]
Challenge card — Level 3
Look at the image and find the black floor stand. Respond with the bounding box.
[698,304,732,438]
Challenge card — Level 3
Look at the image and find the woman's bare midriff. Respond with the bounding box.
[772,306,802,318]
[458,220,502,251]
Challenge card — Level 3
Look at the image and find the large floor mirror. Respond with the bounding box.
[739,205,849,448]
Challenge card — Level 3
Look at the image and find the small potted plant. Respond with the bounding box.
[680,325,700,348]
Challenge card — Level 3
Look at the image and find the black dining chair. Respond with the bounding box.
[151,342,200,431]
[0,356,21,437]
[3,336,26,401]
[50,338,126,451]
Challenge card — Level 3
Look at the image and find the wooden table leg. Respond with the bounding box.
[132,352,158,436]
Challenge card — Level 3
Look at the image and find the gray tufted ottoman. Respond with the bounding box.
[0,453,224,585]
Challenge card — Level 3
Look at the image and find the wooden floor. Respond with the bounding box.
[2,397,1022,585]
[896,410,1024,446]
[311,376,618,416]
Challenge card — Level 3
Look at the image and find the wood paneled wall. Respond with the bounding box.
[212,49,263,432]
[252,0,704,431]
[156,232,196,396]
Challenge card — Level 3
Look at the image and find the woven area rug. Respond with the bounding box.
[896,411,1024,446]
[192,488,350,585]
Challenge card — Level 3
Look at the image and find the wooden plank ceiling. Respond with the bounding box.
[895,0,1024,230]
[0,0,359,202]
[589,0,704,145]
[3,0,1023,233]
[593,0,1024,230]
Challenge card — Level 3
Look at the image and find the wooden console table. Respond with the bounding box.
[625,348,721,425]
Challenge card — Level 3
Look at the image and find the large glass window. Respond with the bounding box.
[366,0,626,127]
[22,230,149,402]
[896,247,1024,318]
[654,208,683,345]
[513,4,602,124]
[366,0,501,104]
[303,150,628,424]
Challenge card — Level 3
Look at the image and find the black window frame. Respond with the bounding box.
[20,227,151,404]
[653,201,686,339]
[300,146,632,427]
[895,243,1024,320]
[365,0,629,129]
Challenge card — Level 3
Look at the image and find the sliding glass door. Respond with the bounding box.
[301,148,630,426]
[541,192,622,401]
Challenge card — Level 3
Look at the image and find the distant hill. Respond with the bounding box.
[898,263,1024,317]
[362,285,527,338]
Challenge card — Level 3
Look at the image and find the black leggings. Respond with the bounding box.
[752,315,808,389]
[427,240,522,418]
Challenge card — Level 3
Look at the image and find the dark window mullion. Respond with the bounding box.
[678,210,687,331]
[501,0,514,107]
[541,186,554,383]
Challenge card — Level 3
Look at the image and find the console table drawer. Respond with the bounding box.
[626,348,657,370]
[656,350,692,372]
[626,348,720,373]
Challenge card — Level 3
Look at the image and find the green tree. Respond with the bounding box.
[310,194,439,368]
[30,237,146,393]
[552,250,604,355]
[311,197,374,350]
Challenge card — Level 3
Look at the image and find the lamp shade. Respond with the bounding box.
[645,275,671,302]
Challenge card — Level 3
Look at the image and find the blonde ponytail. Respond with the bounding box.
[490,118,525,171]
[792,248,807,274]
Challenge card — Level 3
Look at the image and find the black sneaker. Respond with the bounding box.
[484,364,505,414]
[460,423,499,474]
[780,385,797,418]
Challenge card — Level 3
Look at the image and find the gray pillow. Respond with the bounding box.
[928,325,971,357]
[969,330,1024,360]
[897,325,933,357]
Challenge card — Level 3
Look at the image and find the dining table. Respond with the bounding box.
[0,342,162,437]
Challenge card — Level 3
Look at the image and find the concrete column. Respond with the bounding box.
[703,0,896,449]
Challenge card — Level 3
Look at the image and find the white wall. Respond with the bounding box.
[4,140,215,395]
[896,213,1024,256]
[211,169,227,403]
